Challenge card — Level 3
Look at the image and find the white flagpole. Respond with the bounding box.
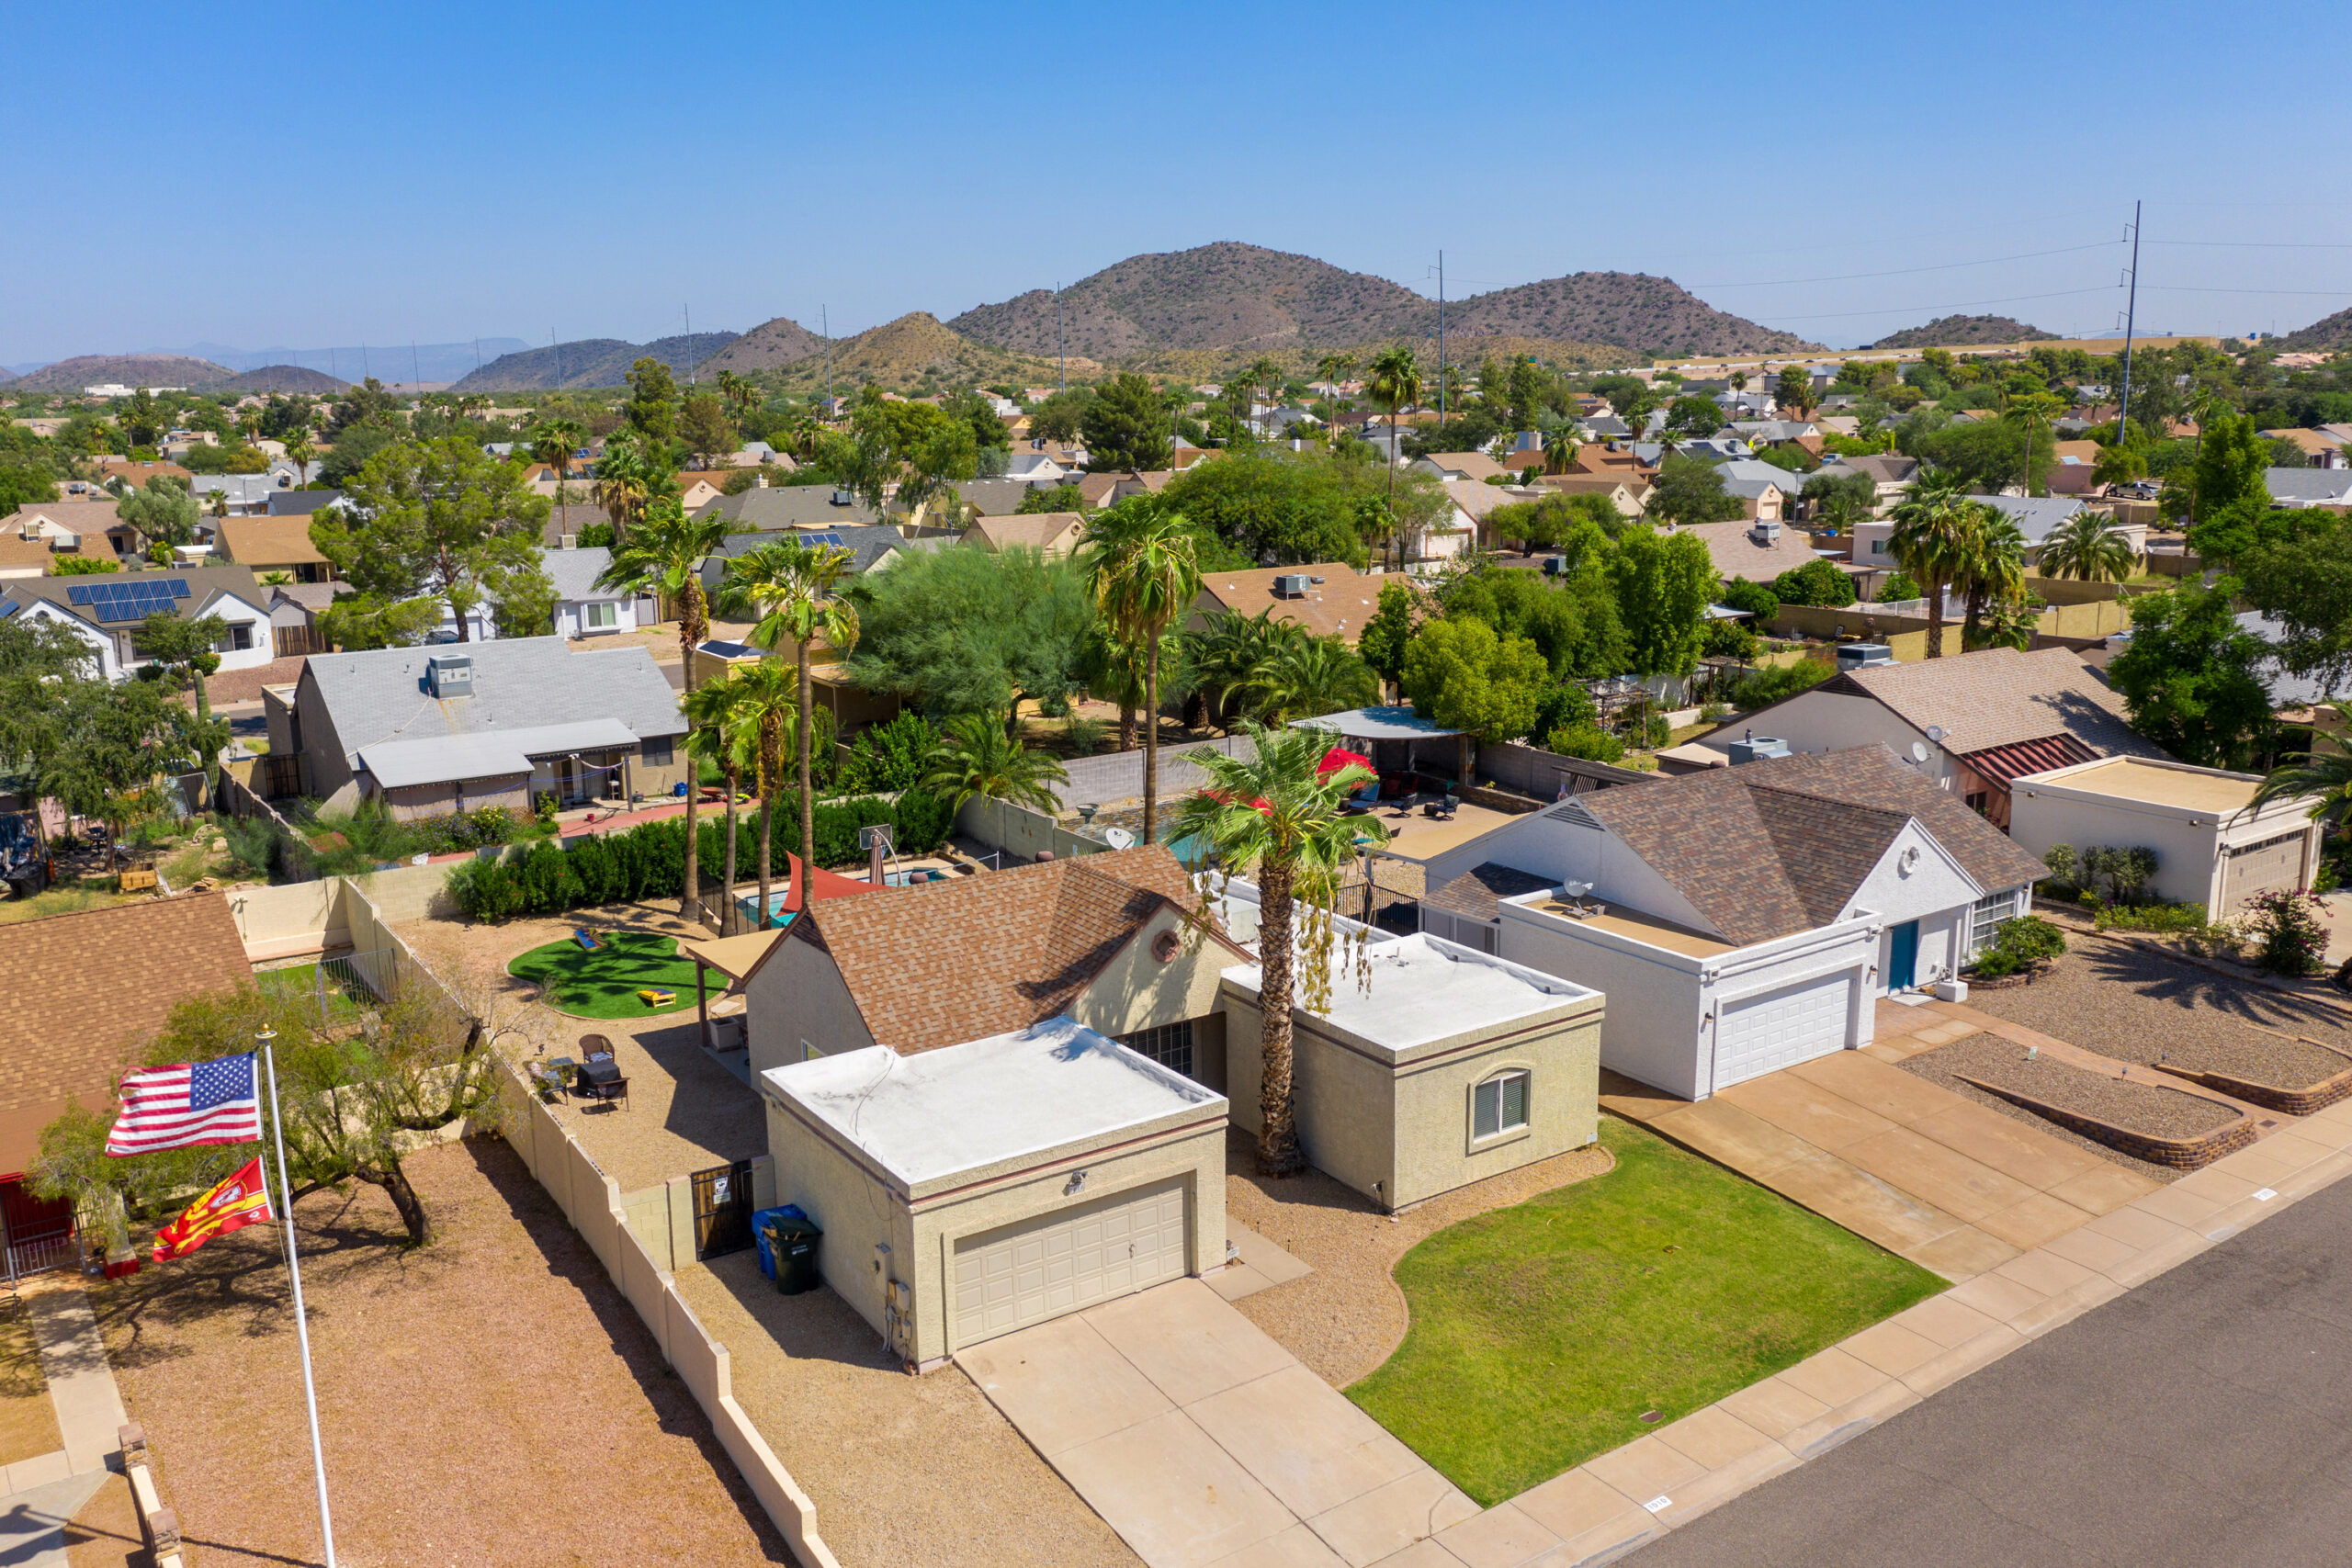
[254,1030,338,1568]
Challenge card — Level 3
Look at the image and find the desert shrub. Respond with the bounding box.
[2095,901,2208,934]
[2077,845,2159,906]
[2243,888,2328,976]
[1724,657,1833,713]
[1971,914,2067,979]
[1545,725,1625,763]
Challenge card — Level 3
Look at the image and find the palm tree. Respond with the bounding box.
[598,503,731,920]
[1080,627,1150,752]
[1315,353,1355,420]
[1240,355,1285,430]
[1886,473,1974,658]
[716,369,759,418]
[2250,704,2352,829]
[1363,347,1422,565]
[725,537,860,887]
[723,661,799,930]
[1953,507,2027,651]
[2037,512,2139,583]
[920,712,1069,815]
[2000,388,2064,496]
[682,676,752,934]
[1241,635,1378,726]
[1085,509,1202,844]
[591,435,677,544]
[282,429,315,485]
[530,416,585,519]
[1170,723,1381,1176]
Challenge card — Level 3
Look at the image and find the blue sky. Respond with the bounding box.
[5,1,2348,364]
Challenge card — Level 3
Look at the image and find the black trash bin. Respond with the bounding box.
[767,1213,823,1296]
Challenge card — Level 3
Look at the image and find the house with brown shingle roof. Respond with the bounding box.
[1715,646,2168,829]
[1668,517,1824,583]
[739,844,1248,1084]
[0,896,254,1233]
[959,511,1086,558]
[213,516,334,582]
[1417,744,2045,1100]
[1192,562,1385,646]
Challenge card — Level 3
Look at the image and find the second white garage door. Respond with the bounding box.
[951,1180,1189,1349]
[1714,973,1854,1090]
[2221,831,2306,910]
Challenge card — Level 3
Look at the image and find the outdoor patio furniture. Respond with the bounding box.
[581,1074,629,1111]
[578,1055,620,1087]
[580,1033,616,1063]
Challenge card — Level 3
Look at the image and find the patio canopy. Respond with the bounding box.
[1290,706,1468,742]
[1316,745,1373,778]
[681,926,783,983]
[356,717,639,791]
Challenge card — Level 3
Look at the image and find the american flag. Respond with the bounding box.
[105,1053,264,1157]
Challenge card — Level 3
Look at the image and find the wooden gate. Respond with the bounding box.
[690,1159,755,1260]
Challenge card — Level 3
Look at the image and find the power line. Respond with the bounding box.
[2146,239,2352,250]
[2141,284,2352,297]
[1758,286,2119,323]
[1688,240,2119,290]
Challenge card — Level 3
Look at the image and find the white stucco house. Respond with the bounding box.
[2008,754,2323,914]
[541,546,647,638]
[0,566,276,682]
[1415,745,2047,1100]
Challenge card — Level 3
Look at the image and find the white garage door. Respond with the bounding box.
[2221,832,2305,910]
[952,1180,1189,1348]
[1715,974,1853,1090]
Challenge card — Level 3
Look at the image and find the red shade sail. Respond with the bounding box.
[1317,746,1374,779]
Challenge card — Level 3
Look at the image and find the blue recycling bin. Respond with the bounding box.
[752,1204,806,1280]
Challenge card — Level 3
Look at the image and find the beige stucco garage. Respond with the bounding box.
[1218,933,1606,1211]
[759,1017,1228,1370]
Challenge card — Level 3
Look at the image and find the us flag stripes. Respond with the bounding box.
[105,1053,264,1156]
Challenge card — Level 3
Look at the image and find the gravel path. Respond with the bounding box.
[1901,1033,2233,1182]
[674,1251,1137,1568]
[1224,1127,1613,1390]
[96,1138,791,1567]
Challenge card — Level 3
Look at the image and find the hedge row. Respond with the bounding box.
[443,790,956,924]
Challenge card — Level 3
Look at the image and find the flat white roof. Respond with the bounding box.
[761,1017,1224,1187]
[2018,755,2261,817]
[1223,932,1598,1055]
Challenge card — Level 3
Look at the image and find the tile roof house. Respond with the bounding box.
[1722,645,2166,829]
[213,516,334,582]
[0,500,139,564]
[1536,475,1650,516]
[1418,744,2046,1100]
[282,636,688,817]
[960,512,1086,558]
[1192,562,1385,646]
[0,896,254,1180]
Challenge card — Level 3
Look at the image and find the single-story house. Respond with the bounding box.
[0,566,274,682]
[960,512,1086,558]
[1419,745,2046,1100]
[1704,462,1791,522]
[1413,451,1514,484]
[761,1017,1228,1369]
[272,636,687,816]
[691,485,881,532]
[1538,474,1650,517]
[1812,452,1919,516]
[213,516,334,583]
[1711,646,2168,830]
[2265,468,2352,508]
[2009,755,2323,913]
[1668,518,1824,583]
[2260,429,2345,468]
[1442,479,1538,549]
[955,478,1070,517]
[542,546,650,638]
[1192,562,1385,647]
[1218,934,1604,1209]
[190,472,303,515]
[266,489,346,517]
[696,525,923,599]
[0,501,138,567]
[0,896,255,1269]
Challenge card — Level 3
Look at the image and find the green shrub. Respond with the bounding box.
[1545,725,1625,763]
[1971,914,2066,978]
[1725,657,1834,712]
[2244,889,2328,976]
[2095,902,2208,934]
[838,713,940,795]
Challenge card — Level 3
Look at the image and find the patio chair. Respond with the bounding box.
[586,1076,629,1112]
[1340,783,1378,816]
[579,1033,616,1063]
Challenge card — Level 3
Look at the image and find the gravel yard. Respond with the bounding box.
[673,1251,1137,1568]
[1901,1033,2234,1182]
[1972,942,2352,1069]
[92,1138,789,1567]
[1223,1127,1614,1389]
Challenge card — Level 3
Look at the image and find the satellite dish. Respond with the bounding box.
[1103,827,1136,850]
[1563,881,1593,897]
[1925,725,1947,743]
[1909,741,1929,763]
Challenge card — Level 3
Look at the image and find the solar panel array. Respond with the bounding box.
[801,530,845,547]
[64,577,192,623]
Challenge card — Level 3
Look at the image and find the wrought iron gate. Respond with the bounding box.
[691,1159,755,1260]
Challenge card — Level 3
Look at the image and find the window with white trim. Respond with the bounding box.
[1968,887,2020,956]
[584,601,618,630]
[1473,1070,1530,1140]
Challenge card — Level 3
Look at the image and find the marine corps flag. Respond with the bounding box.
[153,1157,275,1263]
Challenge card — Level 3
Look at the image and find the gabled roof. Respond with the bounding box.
[692,486,878,529]
[1980,493,2085,543]
[301,636,684,768]
[1797,647,2163,760]
[1417,452,1510,481]
[2265,468,2352,504]
[963,513,1084,552]
[215,515,329,569]
[541,546,619,603]
[1195,562,1383,644]
[764,844,1214,1055]
[1,565,266,628]
[1577,745,2045,945]
[0,896,254,1176]
[1668,519,1821,583]
[1425,863,1555,921]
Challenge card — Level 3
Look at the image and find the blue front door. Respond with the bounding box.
[1887,920,1920,990]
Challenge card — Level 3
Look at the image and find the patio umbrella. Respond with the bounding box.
[1316,746,1374,779]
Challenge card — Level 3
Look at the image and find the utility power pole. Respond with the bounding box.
[822,305,831,405]
[1438,251,1446,423]
[2117,201,2143,439]
[1057,283,1066,393]
[684,304,695,383]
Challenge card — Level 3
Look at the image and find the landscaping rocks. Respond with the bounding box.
[1911,1033,2255,1172]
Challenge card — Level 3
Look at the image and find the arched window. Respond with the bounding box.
[1473,1069,1530,1140]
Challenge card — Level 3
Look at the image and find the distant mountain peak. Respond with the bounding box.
[1860,314,2058,350]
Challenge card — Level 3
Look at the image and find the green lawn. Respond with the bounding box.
[505,931,703,1019]
[1350,1118,1944,1505]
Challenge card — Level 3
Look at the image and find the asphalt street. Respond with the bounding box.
[1633,1172,2352,1568]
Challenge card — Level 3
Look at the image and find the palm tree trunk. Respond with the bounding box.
[796,647,817,891]
[720,772,741,937]
[679,654,701,926]
[1117,705,1136,752]
[1143,641,1159,845]
[1926,574,1947,659]
[1255,858,1304,1177]
[756,730,777,931]
[192,668,219,807]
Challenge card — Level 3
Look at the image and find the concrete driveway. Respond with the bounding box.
[957,1278,1479,1567]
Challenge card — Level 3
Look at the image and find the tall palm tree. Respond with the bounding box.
[1314,353,1355,423]
[2037,512,2139,583]
[1239,355,1285,430]
[1085,510,1202,844]
[682,675,752,934]
[598,502,732,920]
[591,436,677,544]
[725,537,860,886]
[282,428,315,485]
[1171,723,1382,1175]
[723,661,799,930]
[529,416,585,522]
[1886,473,1973,658]
[920,713,1070,815]
[715,369,758,418]
[2250,704,2352,829]
[1364,347,1422,567]
[1241,635,1378,726]
[2000,388,2065,497]
[1953,507,2026,651]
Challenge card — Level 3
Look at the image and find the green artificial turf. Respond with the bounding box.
[1350,1117,1945,1505]
[505,931,702,1018]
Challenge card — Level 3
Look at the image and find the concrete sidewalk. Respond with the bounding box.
[23,1277,126,1477]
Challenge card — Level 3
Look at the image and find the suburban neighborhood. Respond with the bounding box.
[5,12,2352,1567]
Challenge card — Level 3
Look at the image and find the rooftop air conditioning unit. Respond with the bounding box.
[1836,643,1894,671]
[425,653,473,698]
[1750,520,1782,545]
[1272,573,1311,598]
[1724,734,1790,765]
[830,488,853,506]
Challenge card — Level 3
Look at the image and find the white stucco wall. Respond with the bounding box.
[1421,810,1724,939]
[744,938,876,1078]
[553,595,640,639]
[2009,772,2321,912]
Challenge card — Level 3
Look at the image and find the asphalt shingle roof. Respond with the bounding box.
[1813,647,2164,760]
[1425,863,1556,921]
[692,487,879,529]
